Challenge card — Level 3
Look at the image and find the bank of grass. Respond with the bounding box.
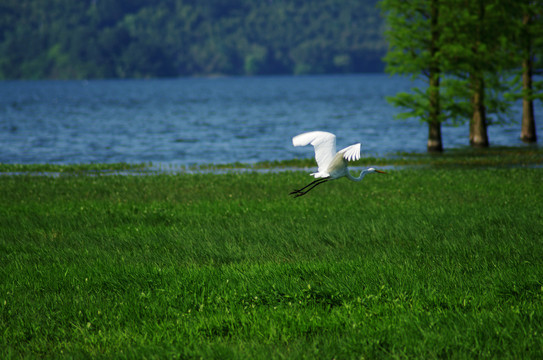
[2,145,541,174]
[1,165,542,358]
[0,162,147,173]
[204,145,543,170]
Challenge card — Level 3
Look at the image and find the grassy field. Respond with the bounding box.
[1,164,542,358]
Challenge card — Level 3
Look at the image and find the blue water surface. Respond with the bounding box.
[0,74,540,165]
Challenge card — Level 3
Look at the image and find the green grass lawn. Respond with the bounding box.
[1,166,542,358]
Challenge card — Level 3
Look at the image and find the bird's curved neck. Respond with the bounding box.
[346,169,369,182]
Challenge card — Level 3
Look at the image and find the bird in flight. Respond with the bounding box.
[290,131,386,197]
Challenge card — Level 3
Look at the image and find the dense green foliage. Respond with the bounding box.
[381,0,543,148]
[1,167,542,358]
[381,0,520,122]
[0,0,385,79]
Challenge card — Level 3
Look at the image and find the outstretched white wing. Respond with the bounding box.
[292,131,336,175]
[338,143,361,162]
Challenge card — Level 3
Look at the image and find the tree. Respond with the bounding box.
[382,0,518,150]
[508,0,543,143]
[440,0,513,148]
[520,10,537,142]
[380,0,444,152]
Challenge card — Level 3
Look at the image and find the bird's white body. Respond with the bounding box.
[292,131,361,178]
[290,131,384,197]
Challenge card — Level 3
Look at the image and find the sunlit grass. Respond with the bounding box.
[1,166,542,358]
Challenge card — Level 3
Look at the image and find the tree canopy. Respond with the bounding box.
[381,0,543,149]
[0,0,387,79]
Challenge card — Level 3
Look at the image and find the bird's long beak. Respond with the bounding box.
[375,170,386,174]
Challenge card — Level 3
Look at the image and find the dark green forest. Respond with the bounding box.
[0,0,386,79]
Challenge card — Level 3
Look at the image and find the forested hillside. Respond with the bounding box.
[0,0,386,79]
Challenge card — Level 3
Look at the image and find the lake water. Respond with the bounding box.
[1,74,540,166]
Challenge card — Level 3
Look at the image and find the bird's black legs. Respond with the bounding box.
[290,178,329,198]
[290,178,324,194]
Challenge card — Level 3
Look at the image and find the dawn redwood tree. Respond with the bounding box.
[381,0,444,152]
[520,10,538,143]
[469,1,489,147]
[440,0,513,148]
[509,0,543,143]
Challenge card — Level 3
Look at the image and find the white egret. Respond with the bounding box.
[290,131,386,197]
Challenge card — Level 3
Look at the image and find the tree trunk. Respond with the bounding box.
[470,73,489,147]
[428,73,442,152]
[427,121,443,152]
[520,13,537,143]
[427,0,443,153]
[469,0,488,148]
